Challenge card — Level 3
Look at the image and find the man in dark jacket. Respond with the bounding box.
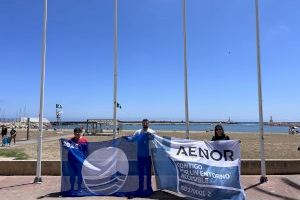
[1,126,8,146]
[10,128,17,145]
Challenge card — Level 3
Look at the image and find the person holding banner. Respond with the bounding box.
[126,119,155,197]
[211,124,230,141]
[68,128,88,193]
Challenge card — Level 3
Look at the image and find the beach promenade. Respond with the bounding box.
[0,175,299,200]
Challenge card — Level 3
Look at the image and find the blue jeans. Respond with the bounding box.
[69,162,83,191]
[2,136,8,146]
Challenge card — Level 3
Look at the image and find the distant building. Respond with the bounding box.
[20,117,50,123]
[269,116,274,125]
[227,117,231,123]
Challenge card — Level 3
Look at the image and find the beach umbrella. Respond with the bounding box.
[182,0,190,139]
[34,0,48,183]
[254,0,267,183]
[113,0,118,139]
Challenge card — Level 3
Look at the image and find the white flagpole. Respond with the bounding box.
[182,0,190,139]
[255,0,267,183]
[34,0,47,183]
[113,0,118,139]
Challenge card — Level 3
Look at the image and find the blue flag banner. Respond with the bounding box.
[60,138,144,197]
[150,135,246,200]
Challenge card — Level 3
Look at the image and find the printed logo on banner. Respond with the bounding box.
[81,147,129,195]
[173,160,241,199]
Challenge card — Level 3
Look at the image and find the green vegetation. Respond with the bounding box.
[0,149,29,160]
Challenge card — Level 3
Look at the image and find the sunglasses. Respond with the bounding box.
[216,128,223,131]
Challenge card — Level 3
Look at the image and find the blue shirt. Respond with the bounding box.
[127,128,156,157]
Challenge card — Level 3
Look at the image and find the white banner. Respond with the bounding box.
[151,135,246,200]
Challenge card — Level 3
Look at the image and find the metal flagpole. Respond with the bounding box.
[34,0,48,183]
[56,106,58,130]
[255,0,267,183]
[113,0,118,139]
[182,0,190,139]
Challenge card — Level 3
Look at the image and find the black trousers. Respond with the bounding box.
[137,156,152,192]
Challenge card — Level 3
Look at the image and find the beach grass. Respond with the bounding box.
[0,149,29,160]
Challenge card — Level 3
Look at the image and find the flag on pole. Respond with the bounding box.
[117,102,122,109]
[56,104,63,109]
[56,110,63,118]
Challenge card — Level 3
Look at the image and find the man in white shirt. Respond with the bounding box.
[126,119,155,196]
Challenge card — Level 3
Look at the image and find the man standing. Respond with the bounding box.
[1,126,8,146]
[68,128,88,193]
[10,127,17,145]
[126,119,155,196]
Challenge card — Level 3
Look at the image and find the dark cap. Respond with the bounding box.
[74,127,82,134]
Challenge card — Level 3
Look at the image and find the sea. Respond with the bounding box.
[59,122,291,134]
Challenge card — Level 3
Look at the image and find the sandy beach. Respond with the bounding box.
[1,129,299,160]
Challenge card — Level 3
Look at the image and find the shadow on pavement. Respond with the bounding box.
[244,182,263,191]
[149,190,185,199]
[0,182,34,190]
[37,192,61,199]
[253,187,299,200]
[281,177,300,190]
[37,190,185,200]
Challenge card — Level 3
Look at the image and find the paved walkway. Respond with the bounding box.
[0,175,299,200]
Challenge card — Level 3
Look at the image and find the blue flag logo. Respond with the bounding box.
[82,147,129,195]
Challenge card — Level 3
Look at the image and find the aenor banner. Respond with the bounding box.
[151,135,246,200]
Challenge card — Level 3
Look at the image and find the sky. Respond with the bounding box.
[0,0,300,122]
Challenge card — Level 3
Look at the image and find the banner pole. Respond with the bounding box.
[113,0,118,139]
[255,0,267,183]
[34,0,48,184]
[182,0,190,139]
